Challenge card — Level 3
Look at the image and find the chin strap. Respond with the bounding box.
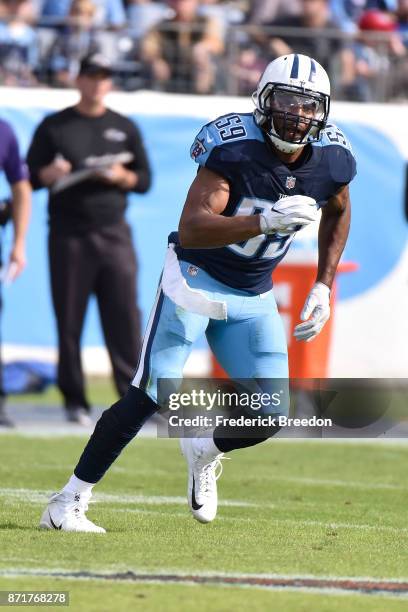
[269,133,304,154]
[254,111,305,154]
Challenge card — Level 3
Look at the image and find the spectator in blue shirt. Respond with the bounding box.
[45,0,104,87]
[40,0,125,28]
[0,0,38,85]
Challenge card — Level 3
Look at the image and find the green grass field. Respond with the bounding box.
[1,434,408,610]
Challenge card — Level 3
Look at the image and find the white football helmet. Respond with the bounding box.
[253,54,330,154]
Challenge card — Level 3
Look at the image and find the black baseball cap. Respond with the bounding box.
[79,53,113,77]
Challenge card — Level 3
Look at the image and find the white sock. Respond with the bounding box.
[197,435,222,460]
[62,474,94,496]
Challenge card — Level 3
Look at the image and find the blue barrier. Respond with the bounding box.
[2,108,406,348]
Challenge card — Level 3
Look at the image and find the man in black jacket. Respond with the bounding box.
[27,53,152,424]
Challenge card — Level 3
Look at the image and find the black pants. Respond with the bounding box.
[49,222,141,409]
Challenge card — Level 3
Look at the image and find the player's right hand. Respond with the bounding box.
[259,195,318,235]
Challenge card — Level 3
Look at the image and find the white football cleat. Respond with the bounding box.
[39,491,106,533]
[180,437,225,524]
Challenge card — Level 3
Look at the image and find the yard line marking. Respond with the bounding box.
[274,517,408,534]
[0,487,258,508]
[21,463,168,477]
[2,487,408,533]
[114,507,408,533]
[2,487,407,533]
[257,475,405,490]
[3,487,407,533]
[1,568,408,598]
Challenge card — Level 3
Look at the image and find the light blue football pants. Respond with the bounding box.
[74,258,290,483]
[132,259,288,412]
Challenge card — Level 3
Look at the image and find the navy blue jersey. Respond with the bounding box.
[176,112,356,295]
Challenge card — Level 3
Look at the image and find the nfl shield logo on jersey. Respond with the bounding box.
[285,176,296,189]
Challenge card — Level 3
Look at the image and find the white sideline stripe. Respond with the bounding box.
[263,475,404,491]
[0,568,407,599]
[0,487,256,508]
[132,283,162,387]
[277,518,407,534]
[21,463,168,476]
[2,450,404,492]
[116,507,408,534]
[2,487,407,533]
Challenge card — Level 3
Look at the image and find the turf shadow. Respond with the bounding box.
[0,523,34,531]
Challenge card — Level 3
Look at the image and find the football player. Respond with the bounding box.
[39,53,356,532]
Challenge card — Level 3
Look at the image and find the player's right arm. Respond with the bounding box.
[180,117,319,248]
[178,167,261,248]
[179,167,318,248]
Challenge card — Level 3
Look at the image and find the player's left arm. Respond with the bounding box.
[317,183,351,289]
[294,184,351,342]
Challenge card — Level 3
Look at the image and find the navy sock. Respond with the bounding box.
[74,386,158,483]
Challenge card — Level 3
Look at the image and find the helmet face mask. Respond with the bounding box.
[253,55,331,154]
[261,84,328,146]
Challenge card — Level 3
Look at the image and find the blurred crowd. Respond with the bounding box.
[0,0,408,100]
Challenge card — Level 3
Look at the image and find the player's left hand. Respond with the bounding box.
[294,282,331,342]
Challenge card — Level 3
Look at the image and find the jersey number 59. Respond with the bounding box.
[228,197,294,259]
[214,115,247,142]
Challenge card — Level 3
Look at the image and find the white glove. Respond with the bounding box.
[259,195,319,235]
[294,282,331,342]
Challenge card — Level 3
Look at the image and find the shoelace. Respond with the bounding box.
[198,455,229,496]
[64,493,90,521]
